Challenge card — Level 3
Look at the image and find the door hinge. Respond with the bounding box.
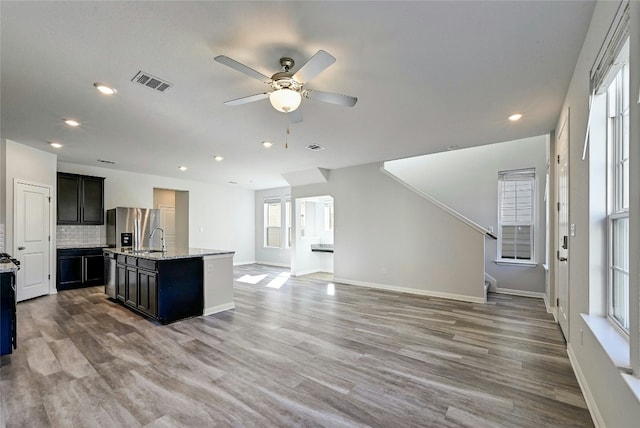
[556,297,559,306]
[48,196,52,202]
[557,202,561,211]
[557,250,560,259]
[557,155,560,164]
[48,274,51,280]
[48,236,51,242]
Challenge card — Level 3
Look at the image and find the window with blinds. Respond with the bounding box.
[498,169,535,261]
[264,198,282,248]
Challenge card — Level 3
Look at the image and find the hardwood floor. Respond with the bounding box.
[1,264,593,427]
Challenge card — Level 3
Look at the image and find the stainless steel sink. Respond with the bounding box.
[134,249,164,254]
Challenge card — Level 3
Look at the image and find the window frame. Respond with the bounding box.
[606,61,630,334]
[263,198,282,248]
[496,168,536,264]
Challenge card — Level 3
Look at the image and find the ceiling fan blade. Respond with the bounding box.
[223,92,271,106]
[214,55,271,83]
[305,90,358,107]
[288,108,303,124]
[292,50,336,84]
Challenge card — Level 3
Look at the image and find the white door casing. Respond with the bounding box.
[14,180,53,301]
[556,112,570,340]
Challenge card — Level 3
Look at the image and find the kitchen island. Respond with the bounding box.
[104,247,235,324]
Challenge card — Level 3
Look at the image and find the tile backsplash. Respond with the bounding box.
[57,225,106,248]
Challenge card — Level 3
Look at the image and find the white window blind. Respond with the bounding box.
[264,198,282,247]
[583,1,629,160]
[498,169,535,261]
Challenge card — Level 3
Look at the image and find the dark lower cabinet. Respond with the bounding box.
[116,262,126,301]
[113,253,202,324]
[125,266,138,307]
[137,269,158,317]
[57,248,105,290]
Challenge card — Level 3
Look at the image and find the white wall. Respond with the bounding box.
[2,140,57,255]
[292,162,486,302]
[254,187,290,267]
[384,135,548,294]
[58,161,255,265]
[554,1,640,426]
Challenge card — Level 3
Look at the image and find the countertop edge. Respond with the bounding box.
[104,247,235,261]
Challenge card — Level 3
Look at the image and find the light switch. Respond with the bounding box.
[570,224,576,237]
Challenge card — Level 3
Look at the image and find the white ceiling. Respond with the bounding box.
[1,1,595,190]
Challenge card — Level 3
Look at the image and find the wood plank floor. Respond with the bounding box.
[1,264,593,427]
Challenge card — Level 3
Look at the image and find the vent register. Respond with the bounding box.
[131,71,172,92]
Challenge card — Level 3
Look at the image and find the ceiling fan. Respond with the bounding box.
[214,50,357,123]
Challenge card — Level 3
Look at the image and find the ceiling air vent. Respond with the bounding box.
[131,71,172,93]
[306,144,325,151]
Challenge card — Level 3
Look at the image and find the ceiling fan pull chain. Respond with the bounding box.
[285,114,290,149]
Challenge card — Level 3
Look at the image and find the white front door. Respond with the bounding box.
[15,181,52,301]
[556,113,570,340]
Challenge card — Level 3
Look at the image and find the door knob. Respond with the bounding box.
[17,246,25,250]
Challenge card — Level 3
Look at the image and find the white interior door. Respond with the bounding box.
[15,181,52,302]
[556,114,570,340]
[159,205,176,246]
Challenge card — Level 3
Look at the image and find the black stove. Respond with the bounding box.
[0,252,20,267]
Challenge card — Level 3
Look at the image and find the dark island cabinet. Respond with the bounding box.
[57,248,105,290]
[57,172,105,225]
[113,254,201,324]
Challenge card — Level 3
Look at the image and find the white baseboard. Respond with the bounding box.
[542,294,558,321]
[495,287,546,299]
[484,273,497,292]
[233,260,257,266]
[332,277,485,304]
[567,344,605,428]
[203,302,235,316]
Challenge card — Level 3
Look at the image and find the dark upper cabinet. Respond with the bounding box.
[57,172,105,225]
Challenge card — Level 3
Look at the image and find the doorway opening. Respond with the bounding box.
[293,195,334,278]
[153,188,189,249]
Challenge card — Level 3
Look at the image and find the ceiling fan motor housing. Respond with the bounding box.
[271,71,302,92]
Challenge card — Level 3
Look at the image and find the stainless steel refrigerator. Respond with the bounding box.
[106,207,161,249]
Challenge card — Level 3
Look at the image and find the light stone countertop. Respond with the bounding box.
[0,261,19,273]
[104,247,235,261]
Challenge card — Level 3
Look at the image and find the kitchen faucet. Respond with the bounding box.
[149,227,166,252]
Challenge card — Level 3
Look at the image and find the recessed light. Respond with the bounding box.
[178,166,188,171]
[49,142,63,149]
[508,113,523,121]
[262,141,273,148]
[213,155,224,162]
[64,119,80,127]
[93,82,117,95]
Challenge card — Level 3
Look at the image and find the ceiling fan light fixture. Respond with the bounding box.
[269,89,302,113]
